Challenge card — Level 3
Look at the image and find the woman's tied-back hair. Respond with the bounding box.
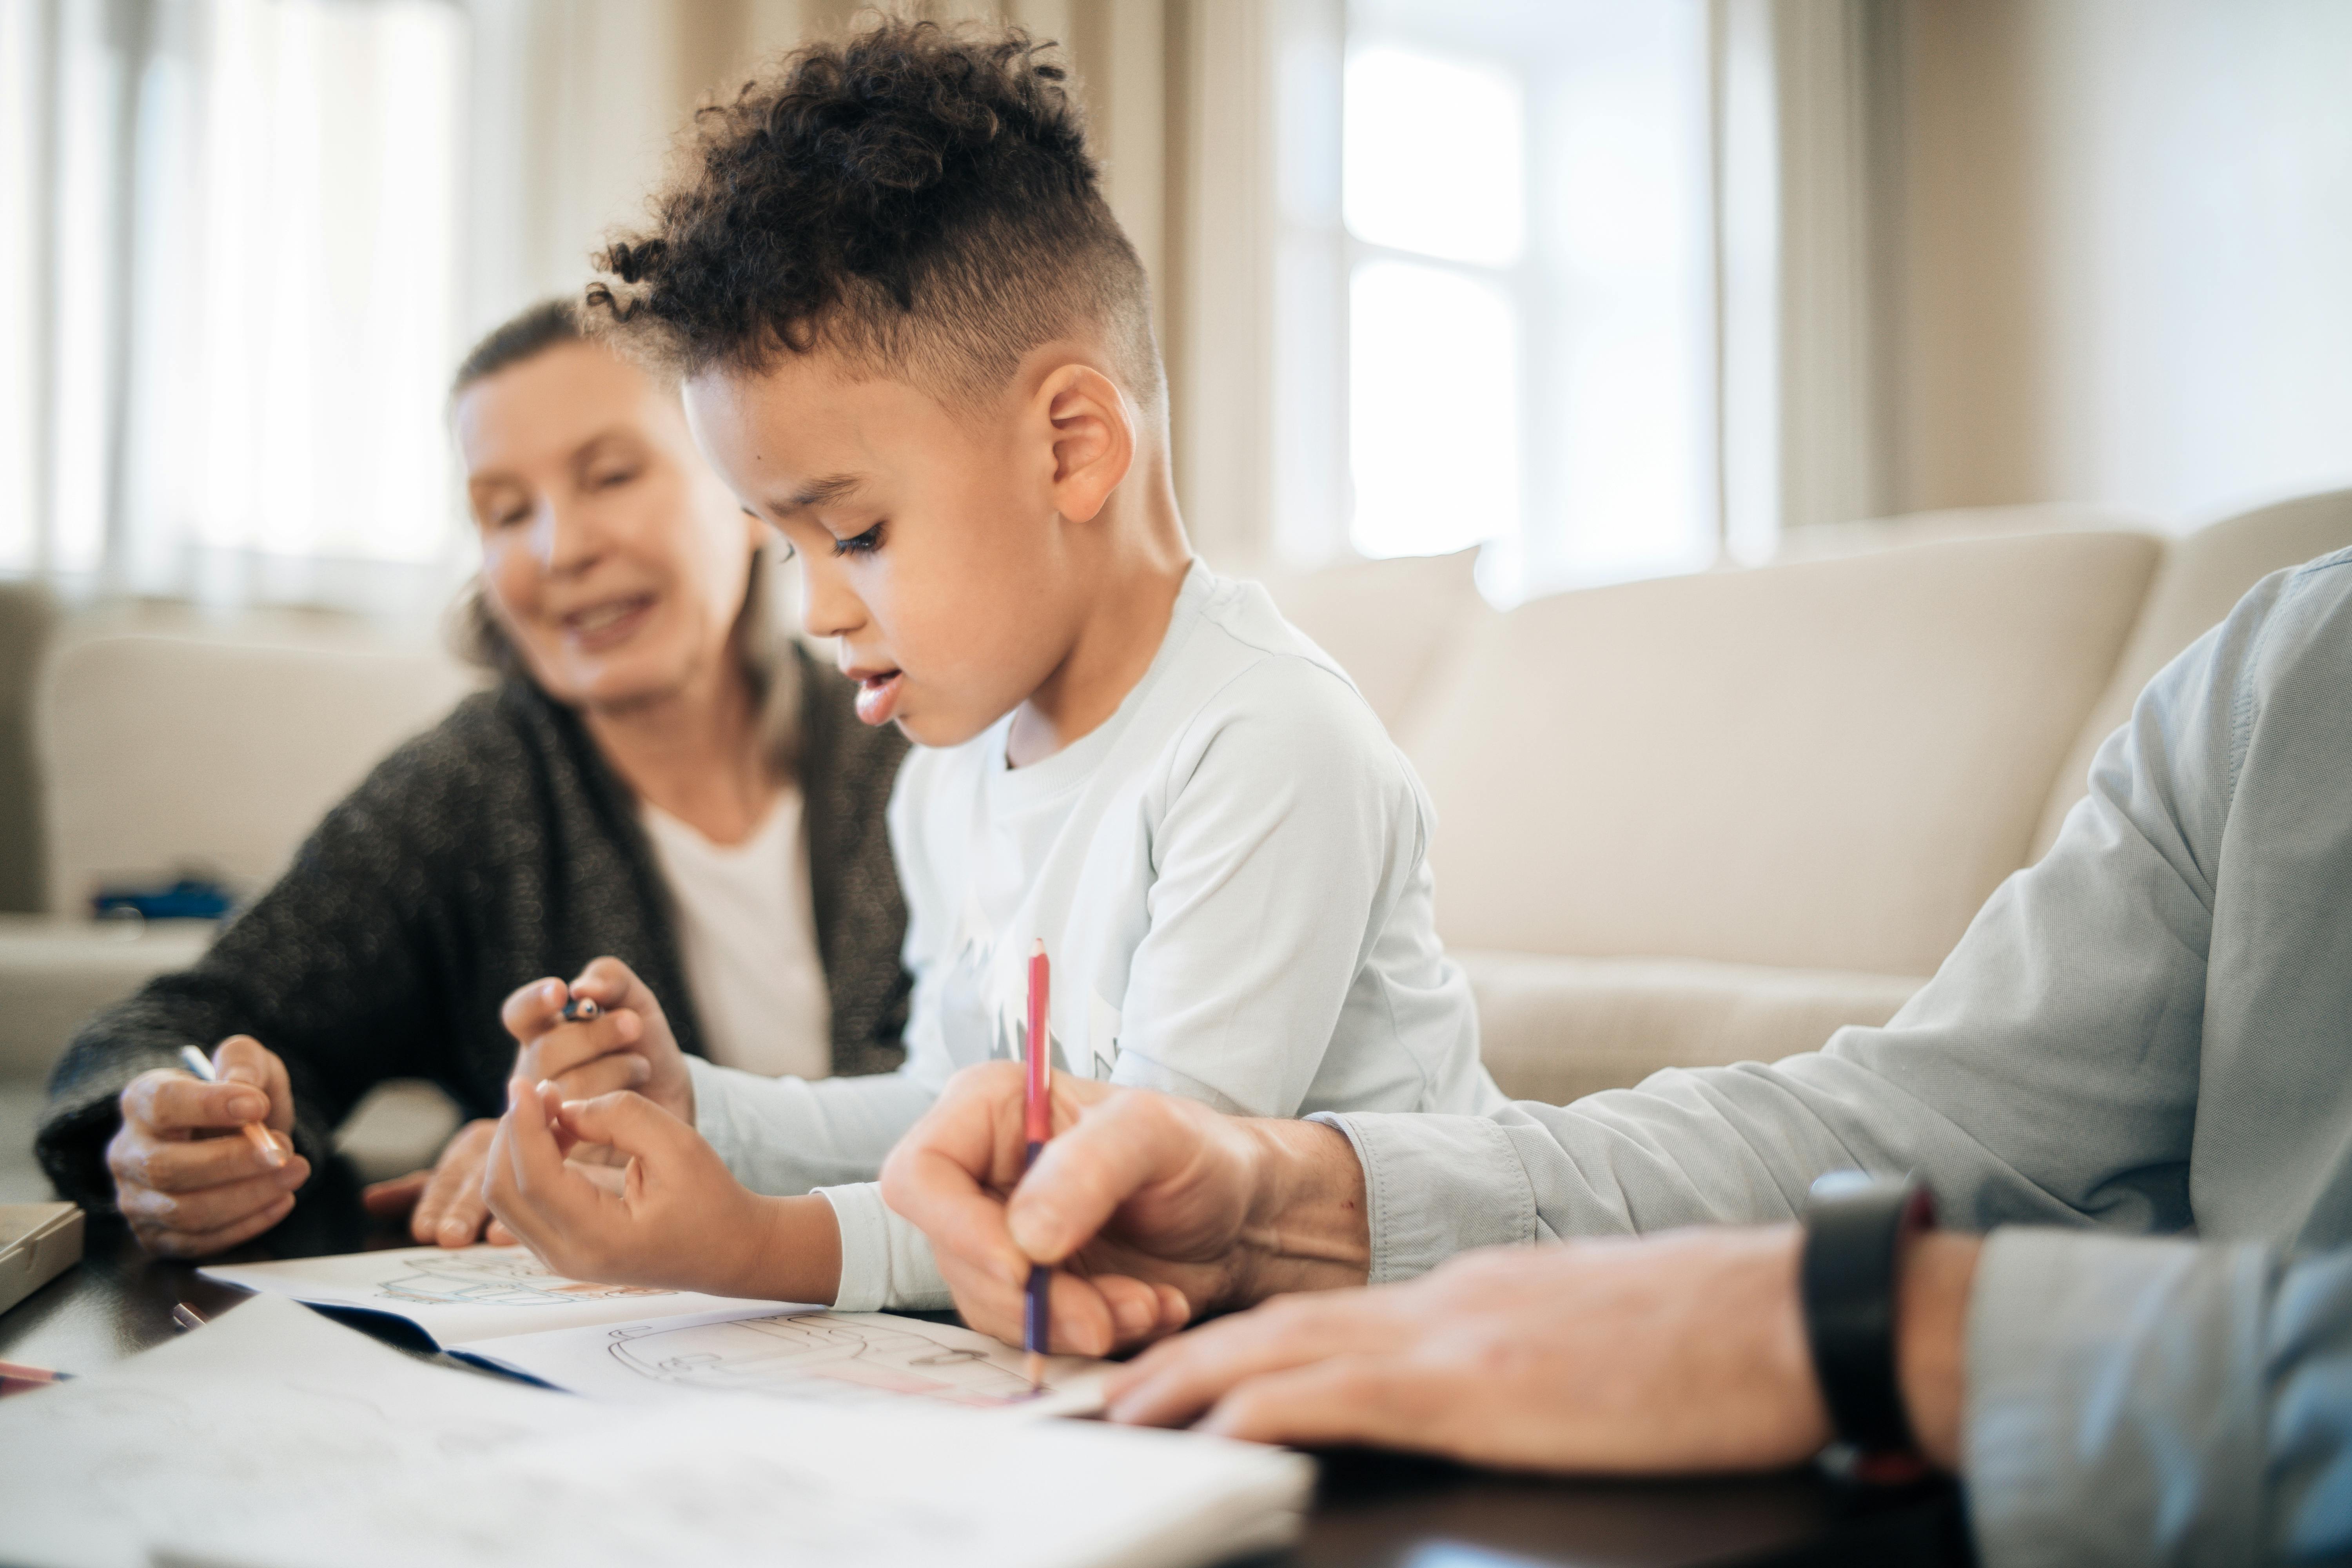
[586,18,1163,420]
[450,296,583,399]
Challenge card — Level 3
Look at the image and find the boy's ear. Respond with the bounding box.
[1036,364,1135,525]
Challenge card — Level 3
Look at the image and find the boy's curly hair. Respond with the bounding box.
[588,18,1161,418]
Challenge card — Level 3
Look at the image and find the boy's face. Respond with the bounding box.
[684,352,1083,748]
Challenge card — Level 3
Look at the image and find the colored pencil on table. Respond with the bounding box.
[1024,938,1052,1388]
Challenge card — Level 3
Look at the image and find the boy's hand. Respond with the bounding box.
[481,1074,810,1299]
[359,1118,519,1248]
[108,1035,310,1258]
[499,958,693,1126]
[880,1063,1369,1356]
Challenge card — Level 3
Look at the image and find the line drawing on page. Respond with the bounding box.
[373,1252,677,1309]
[605,1312,1042,1408]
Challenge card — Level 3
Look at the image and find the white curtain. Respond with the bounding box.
[0,0,1192,611]
[4,0,472,612]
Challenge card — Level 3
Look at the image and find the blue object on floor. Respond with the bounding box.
[91,878,235,922]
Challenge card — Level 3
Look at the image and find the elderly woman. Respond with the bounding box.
[36,300,909,1257]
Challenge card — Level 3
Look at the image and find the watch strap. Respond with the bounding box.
[1799,1174,1937,1470]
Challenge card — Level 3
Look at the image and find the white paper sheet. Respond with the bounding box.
[457,1304,1111,1417]
[158,1392,1313,1568]
[0,1294,590,1568]
[200,1244,795,1347]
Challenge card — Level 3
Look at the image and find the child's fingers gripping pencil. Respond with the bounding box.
[1024,939,1052,1388]
[177,1045,287,1168]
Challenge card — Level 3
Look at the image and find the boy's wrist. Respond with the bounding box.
[1226,1118,1371,1308]
[731,1193,845,1306]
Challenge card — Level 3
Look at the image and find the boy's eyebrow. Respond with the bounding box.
[774,473,867,514]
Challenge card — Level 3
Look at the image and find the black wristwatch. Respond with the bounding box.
[1798,1172,1937,1483]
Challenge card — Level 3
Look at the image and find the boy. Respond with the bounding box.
[482,19,1504,1339]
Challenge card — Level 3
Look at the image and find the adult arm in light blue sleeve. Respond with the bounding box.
[1318,559,2285,1281]
[1965,1228,2352,1568]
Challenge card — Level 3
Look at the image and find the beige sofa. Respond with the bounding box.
[2,488,2348,1198]
[1278,488,2352,1104]
[0,635,479,1196]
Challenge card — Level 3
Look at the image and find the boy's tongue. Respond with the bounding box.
[853,670,905,726]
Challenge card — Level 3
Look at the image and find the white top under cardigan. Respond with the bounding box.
[683,561,1507,1309]
[640,791,831,1081]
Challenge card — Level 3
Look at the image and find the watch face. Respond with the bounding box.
[1808,1169,1878,1202]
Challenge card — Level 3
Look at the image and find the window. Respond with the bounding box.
[3,0,467,599]
[1341,2,1715,603]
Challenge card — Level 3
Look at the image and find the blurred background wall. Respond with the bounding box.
[4,0,2347,617]
[0,0,2344,719]
[1887,0,2352,523]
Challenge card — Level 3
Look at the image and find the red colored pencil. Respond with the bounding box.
[1024,939,1052,1387]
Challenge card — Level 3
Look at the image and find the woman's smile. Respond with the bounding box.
[559,592,658,654]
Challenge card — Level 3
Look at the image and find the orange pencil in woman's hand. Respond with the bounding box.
[1024,939,1052,1387]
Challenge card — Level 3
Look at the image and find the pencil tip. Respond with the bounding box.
[1033,938,1045,957]
[1024,1350,1045,1388]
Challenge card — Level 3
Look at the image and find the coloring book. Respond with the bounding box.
[203,1245,1108,1417]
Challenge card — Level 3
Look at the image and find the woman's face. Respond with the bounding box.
[455,339,761,711]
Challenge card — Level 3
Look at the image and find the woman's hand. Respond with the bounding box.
[499,957,694,1125]
[107,1035,310,1258]
[481,1074,840,1301]
[359,1118,519,1247]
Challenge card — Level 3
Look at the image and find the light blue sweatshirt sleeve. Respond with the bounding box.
[686,1054,944,1194]
[1967,1229,2352,1566]
[1316,553,2274,1276]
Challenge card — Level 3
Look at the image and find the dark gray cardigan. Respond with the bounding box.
[36,647,911,1215]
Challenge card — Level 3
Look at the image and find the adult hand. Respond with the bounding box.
[878,1062,1370,1357]
[481,1075,831,1300]
[1104,1227,1981,1475]
[359,1118,519,1247]
[499,957,693,1126]
[107,1035,310,1258]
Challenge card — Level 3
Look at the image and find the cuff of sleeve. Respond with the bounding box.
[815,1182,954,1312]
[1965,1227,2270,1568]
[1308,1112,1538,1284]
[685,1055,751,1172]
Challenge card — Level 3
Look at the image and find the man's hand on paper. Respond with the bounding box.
[109,1034,309,1258]
[481,1074,838,1301]
[1102,1226,1981,1476]
[879,1063,1372,1356]
[360,1118,520,1248]
[499,957,695,1127]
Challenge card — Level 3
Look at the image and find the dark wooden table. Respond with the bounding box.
[2,1214,1972,1568]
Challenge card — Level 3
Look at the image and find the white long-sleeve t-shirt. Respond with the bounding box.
[685,561,1505,1307]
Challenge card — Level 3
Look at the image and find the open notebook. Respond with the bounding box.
[0,1295,1312,1568]
[202,1245,1109,1417]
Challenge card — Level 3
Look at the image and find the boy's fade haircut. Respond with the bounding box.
[587,18,1162,421]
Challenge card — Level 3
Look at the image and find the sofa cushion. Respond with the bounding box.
[38,636,477,914]
[1772,503,2158,563]
[1263,548,1491,750]
[1458,949,1922,1107]
[1414,530,2160,978]
[2031,487,2352,859]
